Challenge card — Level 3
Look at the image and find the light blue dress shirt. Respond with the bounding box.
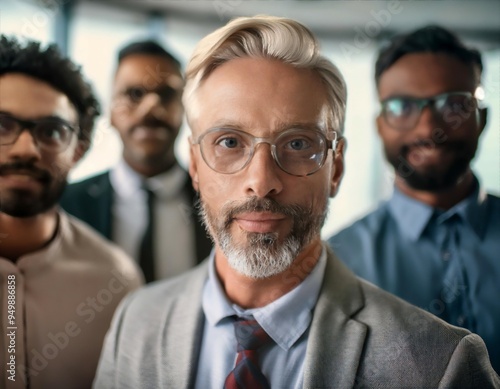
[328,179,500,373]
[194,246,327,389]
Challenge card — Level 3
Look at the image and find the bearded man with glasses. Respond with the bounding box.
[94,18,498,388]
[0,36,142,388]
[328,25,500,374]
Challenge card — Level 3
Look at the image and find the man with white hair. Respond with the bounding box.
[94,16,499,388]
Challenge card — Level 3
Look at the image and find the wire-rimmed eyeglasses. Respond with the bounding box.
[192,127,338,177]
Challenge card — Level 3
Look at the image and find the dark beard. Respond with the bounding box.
[386,140,476,191]
[0,162,67,218]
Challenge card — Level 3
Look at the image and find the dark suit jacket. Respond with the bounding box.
[60,170,212,265]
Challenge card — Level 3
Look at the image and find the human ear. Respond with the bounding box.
[330,136,346,197]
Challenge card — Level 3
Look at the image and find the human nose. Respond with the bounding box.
[243,143,283,198]
[412,103,441,138]
[134,92,164,119]
[5,130,42,162]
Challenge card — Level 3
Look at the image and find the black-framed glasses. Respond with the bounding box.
[192,127,338,177]
[380,91,478,131]
[0,112,78,152]
[117,85,181,105]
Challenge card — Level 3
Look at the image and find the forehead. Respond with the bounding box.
[378,52,477,100]
[193,57,329,136]
[0,73,77,122]
[114,54,182,89]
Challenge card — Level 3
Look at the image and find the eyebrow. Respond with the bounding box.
[0,111,77,126]
[205,120,326,133]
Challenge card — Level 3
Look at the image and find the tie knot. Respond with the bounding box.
[233,319,272,351]
[142,185,155,203]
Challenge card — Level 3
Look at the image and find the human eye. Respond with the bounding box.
[124,87,146,103]
[280,131,318,152]
[157,86,178,103]
[385,98,415,118]
[287,137,311,151]
[0,114,18,135]
[439,93,473,113]
[36,121,72,145]
[212,131,247,150]
[217,136,240,149]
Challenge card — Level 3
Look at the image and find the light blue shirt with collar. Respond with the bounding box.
[328,177,500,373]
[194,245,327,389]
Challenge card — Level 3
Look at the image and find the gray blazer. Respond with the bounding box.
[94,247,499,388]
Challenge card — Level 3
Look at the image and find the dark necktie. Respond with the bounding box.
[139,187,155,283]
[224,318,273,389]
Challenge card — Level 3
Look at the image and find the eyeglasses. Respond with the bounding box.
[117,85,180,105]
[192,127,338,177]
[0,112,78,152]
[380,91,477,131]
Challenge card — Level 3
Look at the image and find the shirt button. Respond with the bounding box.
[442,251,451,261]
[457,315,466,326]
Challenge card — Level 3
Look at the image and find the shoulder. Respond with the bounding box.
[485,192,500,210]
[329,202,390,244]
[356,279,499,386]
[119,263,208,317]
[103,263,208,348]
[358,277,467,338]
[63,171,111,199]
[60,212,142,286]
[327,203,391,266]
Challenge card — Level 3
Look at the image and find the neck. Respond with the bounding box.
[0,209,58,261]
[395,169,475,210]
[215,239,323,309]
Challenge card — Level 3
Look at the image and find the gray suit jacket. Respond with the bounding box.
[94,247,499,388]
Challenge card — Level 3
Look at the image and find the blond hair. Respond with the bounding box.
[183,15,347,133]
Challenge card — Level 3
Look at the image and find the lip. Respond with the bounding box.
[407,145,451,166]
[0,173,44,190]
[132,126,170,141]
[234,212,286,233]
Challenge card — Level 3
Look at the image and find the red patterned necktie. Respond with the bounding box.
[224,318,273,389]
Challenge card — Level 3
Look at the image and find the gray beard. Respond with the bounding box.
[198,196,327,279]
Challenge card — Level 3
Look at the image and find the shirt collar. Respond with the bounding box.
[110,159,187,199]
[388,176,487,241]
[434,179,487,239]
[7,211,66,272]
[388,187,433,242]
[202,245,327,351]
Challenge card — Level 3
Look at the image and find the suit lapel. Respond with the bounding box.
[303,248,367,388]
[160,262,208,388]
[98,172,114,239]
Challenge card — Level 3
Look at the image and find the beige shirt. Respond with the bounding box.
[0,211,143,389]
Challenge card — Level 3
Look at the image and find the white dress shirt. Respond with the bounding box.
[109,159,196,279]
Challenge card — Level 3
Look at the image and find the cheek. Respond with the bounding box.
[169,102,184,125]
[111,102,134,126]
[198,171,235,207]
[44,154,73,183]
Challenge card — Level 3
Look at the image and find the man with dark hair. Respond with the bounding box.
[0,35,142,388]
[329,25,500,373]
[61,39,212,283]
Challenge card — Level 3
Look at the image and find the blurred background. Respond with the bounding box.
[2,0,499,237]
